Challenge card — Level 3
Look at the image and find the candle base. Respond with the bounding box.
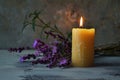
[71,63,94,67]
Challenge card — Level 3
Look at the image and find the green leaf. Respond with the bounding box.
[39,25,48,38]
[40,26,45,36]
[22,14,29,32]
[32,19,36,31]
[45,33,49,39]
[28,12,34,18]
[30,10,44,32]
[67,32,72,40]
[22,23,29,32]
[54,24,58,30]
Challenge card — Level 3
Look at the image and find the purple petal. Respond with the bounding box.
[52,46,57,54]
[59,58,68,66]
[53,40,60,45]
[33,40,38,48]
[19,57,24,62]
[34,51,40,56]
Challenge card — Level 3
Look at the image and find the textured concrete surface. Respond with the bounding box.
[0,0,120,49]
[0,50,120,80]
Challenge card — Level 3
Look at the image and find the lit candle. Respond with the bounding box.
[72,16,95,67]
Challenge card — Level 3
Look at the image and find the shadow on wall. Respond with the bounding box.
[0,0,120,49]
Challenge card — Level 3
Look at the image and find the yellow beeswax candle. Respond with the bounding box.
[72,17,95,67]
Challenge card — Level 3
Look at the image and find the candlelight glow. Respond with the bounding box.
[79,16,83,27]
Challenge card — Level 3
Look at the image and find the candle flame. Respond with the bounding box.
[79,16,83,27]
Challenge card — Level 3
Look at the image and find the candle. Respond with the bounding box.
[72,16,95,67]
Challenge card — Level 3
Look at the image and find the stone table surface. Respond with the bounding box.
[0,50,120,80]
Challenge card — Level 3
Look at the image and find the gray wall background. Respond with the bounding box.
[0,0,120,49]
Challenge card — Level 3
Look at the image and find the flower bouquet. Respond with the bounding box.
[9,10,72,68]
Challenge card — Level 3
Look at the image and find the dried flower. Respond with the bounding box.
[9,10,72,68]
[8,47,30,53]
[59,58,68,67]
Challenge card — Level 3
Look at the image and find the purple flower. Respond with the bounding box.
[34,51,40,56]
[53,40,60,45]
[52,46,57,54]
[46,60,56,68]
[39,45,48,53]
[33,40,38,48]
[33,39,45,49]
[59,58,68,67]
[19,57,25,62]
[18,47,24,53]
[13,34,71,68]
